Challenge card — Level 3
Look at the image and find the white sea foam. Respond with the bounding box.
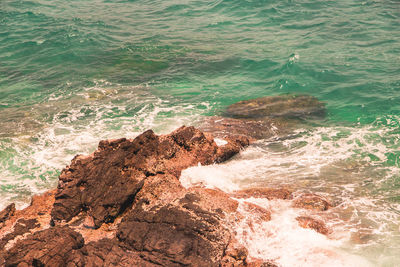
[181,120,400,266]
[233,198,373,267]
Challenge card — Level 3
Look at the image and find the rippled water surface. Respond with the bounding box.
[1,0,399,266]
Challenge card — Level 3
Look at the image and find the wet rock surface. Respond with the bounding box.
[232,187,293,200]
[293,193,331,211]
[225,94,325,120]
[198,116,295,141]
[197,94,325,143]
[296,216,330,235]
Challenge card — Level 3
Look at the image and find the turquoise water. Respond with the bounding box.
[1,0,399,265]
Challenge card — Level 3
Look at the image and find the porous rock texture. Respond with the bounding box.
[1,126,277,267]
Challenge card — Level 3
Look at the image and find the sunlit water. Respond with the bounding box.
[1,0,399,265]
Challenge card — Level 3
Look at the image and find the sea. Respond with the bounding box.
[0,0,399,266]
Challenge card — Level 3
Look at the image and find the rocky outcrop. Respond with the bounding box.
[0,126,257,266]
[0,122,335,266]
[51,126,248,229]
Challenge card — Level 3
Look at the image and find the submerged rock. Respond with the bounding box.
[293,193,331,211]
[198,94,325,142]
[296,216,330,235]
[225,94,325,120]
[198,116,297,141]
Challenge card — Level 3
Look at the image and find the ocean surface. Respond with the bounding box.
[0,0,399,266]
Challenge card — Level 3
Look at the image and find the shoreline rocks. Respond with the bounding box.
[1,126,263,266]
[0,94,334,266]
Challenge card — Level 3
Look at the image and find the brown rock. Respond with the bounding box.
[51,126,249,228]
[220,239,248,266]
[2,127,253,266]
[247,259,280,267]
[117,189,234,267]
[293,193,331,211]
[70,238,160,267]
[232,187,293,200]
[0,204,15,226]
[0,218,40,250]
[242,202,271,223]
[296,216,330,235]
[3,226,84,266]
[188,187,239,214]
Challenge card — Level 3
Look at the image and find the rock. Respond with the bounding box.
[74,238,160,267]
[1,125,307,266]
[293,193,331,211]
[296,216,330,235]
[117,188,238,267]
[247,259,280,267]
[0,218,40,249]
[198,116,294,141]
[0,204,15,226]
[225,94,325,120]
[242,202,271,223]
[51,126,249,228]
[3,226,84,266]
[220,239,248,266]
[232,187,293,200]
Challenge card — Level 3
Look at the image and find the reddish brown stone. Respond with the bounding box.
[247,259,279,267]
[232,187,293,200]
[242,202,271,223]
[0,218,40,249]
[296,216,330,235]
[0,126,299,266]
[220,239,248,267]
[0,204,15,226]
[188,187,239,214]
[51,126,249,229]
[117,188,235,267]
[293,193,331,211]
[3,226,84,266]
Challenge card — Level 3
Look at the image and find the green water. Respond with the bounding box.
[0,0,399,265]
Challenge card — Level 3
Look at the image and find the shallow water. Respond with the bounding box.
[1,0,399,265]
